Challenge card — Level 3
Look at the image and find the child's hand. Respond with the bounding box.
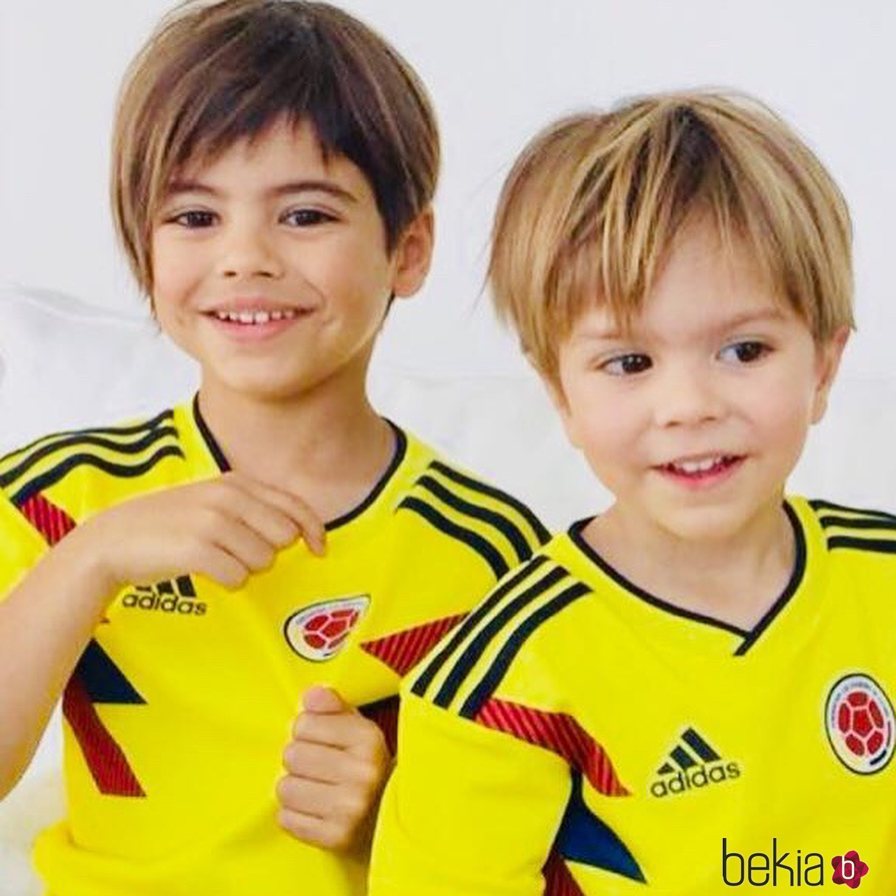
[78,471,326,594]
[277,686,391,851]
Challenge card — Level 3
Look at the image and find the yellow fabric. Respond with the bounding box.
[371,497,896,895]
[0,401,546,896]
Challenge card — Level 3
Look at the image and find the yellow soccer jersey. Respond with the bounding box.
[0,399,547,896]
[371,497,896,895]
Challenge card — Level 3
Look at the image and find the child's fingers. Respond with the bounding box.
[208,516,277,572]
[277,808,347,850]
[282,740,373,787]
[302,685,347,714]
[292,710,387,762]
[189,543,250,590]
[224,474,326,555]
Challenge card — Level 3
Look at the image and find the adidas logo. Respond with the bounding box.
[121,576,206,616]
[650,728,741,798]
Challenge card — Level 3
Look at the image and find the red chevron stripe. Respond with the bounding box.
[544,850,586,896]
[360,613,466,676]
[62,675,144,797]
[475,698,630,797]
[19,493,76,545]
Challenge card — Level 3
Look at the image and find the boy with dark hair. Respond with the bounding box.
[0,2,546,894]
[370,93,896,894]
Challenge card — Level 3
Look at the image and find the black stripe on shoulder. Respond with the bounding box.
[826,536,896,555]
[429,460,550,545]
[810,499,896,524]
[11,446,185,507]
[398,495,510,579]
[431,562,571,710]
[410,555,550,700]
[0,409,174,468]
[459,581,590,719]
[0,425,179,491]
[417,474,533,563]
[817,514,896,534]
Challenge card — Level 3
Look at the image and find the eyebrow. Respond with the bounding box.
[163,179,358,204]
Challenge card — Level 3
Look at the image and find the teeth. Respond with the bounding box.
[212,308,300,324]
[673,456,725,474]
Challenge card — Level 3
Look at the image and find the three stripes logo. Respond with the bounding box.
[121,576,206,616]
[650,728,741,798]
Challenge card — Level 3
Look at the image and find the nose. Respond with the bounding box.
[651,360,726,428]
[217,221,284,280]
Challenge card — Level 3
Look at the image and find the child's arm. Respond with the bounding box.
[0,473,324,797]
[368,690,571,896]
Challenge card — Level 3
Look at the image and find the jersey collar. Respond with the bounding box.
[188,394,408,532]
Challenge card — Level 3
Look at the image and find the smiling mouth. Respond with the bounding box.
[206,308,310,325]
[659,455,743,478]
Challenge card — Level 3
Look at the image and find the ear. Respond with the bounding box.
[810,325,850,424]
[390,208,434,299]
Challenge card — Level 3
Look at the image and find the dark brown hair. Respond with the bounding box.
[112,0,439,293]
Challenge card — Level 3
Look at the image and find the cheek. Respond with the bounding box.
[561,376,638,460]
[742,370,819,455]
[150,239,198,306]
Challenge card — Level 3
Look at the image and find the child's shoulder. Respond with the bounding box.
[394,427,550,579]
[0,403,188,532]
[403,543,583,708]
[798,496,896,566]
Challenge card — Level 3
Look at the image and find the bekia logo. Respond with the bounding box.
[722,841,869,889]
[825,673,895,774]
[650,728,740,798]
[284,596,369,662]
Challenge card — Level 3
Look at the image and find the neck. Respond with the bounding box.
[583,498,795,630]
[196,368,395,523]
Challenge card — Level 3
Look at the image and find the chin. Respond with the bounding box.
[654,502,762,544]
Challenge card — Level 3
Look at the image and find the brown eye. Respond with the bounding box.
[281,209,335,227]
[172,210,216,228]
[603,353,652,376]
[721,341,769,364]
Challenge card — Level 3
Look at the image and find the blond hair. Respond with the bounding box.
[489,92,853,380]
[112,0,439,295]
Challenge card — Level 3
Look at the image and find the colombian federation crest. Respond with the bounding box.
[825,673,895,774]
[284,596,369,662]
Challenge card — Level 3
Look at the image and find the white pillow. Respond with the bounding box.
[0,284,198,454]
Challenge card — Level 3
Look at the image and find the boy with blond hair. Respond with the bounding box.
[370,93,896,894]
[0,2,546,894]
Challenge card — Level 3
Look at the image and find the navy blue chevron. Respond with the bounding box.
[554,771,645,883]
[76,640,145,705]
[63,639,146,797]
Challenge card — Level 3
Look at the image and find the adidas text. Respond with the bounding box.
[122,593,207,615]
[651,761,740,797]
